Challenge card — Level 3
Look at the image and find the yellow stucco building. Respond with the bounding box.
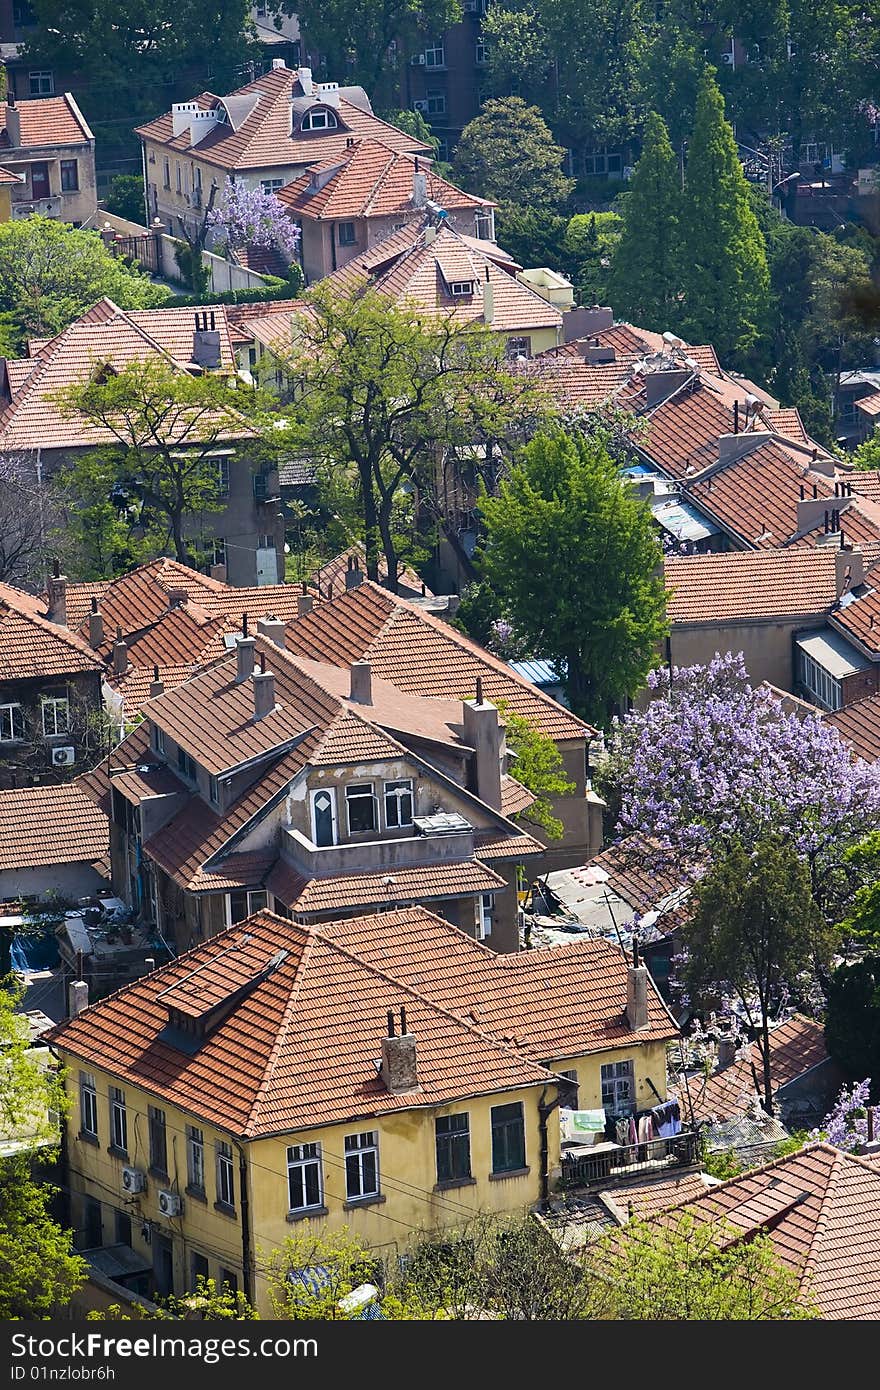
[50,906,676,1315]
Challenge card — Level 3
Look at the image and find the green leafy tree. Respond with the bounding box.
[607,112,683,330]
[453,97,575,212]
[290,0,460,103]
[381,109,452,177]
[853,434,880,472]
[494,208,572,277]
[683,835,833,1113]
[495,702,575,839]
[91,1276,258,1321]
[678,71,770,361]
[825,956,880,1088]
[55,359,253,565]
[482,3,552,103]
[0,217,169,346]
[564,211,623,307]
[23,0,258,166]
[0,981,86,1318]
[539,0,647,152]
[103,175,147,226]
[271,280,550,590]
[478,428,668,723]
[583,1210,817,1319]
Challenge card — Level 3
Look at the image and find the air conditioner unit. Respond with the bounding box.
[51,746,76,767]
[410,53,426,65]
[413,100,429,113]
[122,1167,146,1194]
[721,51,735,65]
[158,1189,183,1217]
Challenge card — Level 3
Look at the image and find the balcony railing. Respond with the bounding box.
[559,1129,701,1189]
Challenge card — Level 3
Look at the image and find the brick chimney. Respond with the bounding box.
[235,632,256,683]
[149,664,164,698]
[46,559,67,626]
[297,592,314,616]
[625,940,649,1031]
[836,543,864,598]
[5,94,21,149]
[167,587,188,609]
[350,660,372,705]
[67,979,89,1018]
[112,626,128,675]
[252,653,276,720]
[716,1033,738,1069]
[88,596,104,648]
[380,1007,419,1094]
[256,615,286,648]
[345,555,363,589]
[482,265,494,325]
[462,678,502,812]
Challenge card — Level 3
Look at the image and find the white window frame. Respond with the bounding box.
[260,178,284,194]
[225,889,268,927]
[176,162,182,194]
[187,1125,205,1192]
[209,774,221,805]
[424,40,445,68]
[80,1072,98,1138]
[344,1130,380,1201]
[216,1140,235,1207]
[152,722,166,755]
[449,280,475,296]
[0,702,24,742]
[301,108,337,131]
[287,1142,323,1213]
[216,457,230,495]
[798,650,842,712]
[109,1086,127,1152]
[506,336,531,360]
[475,38,489,65]
[477,892,494,940]
[345,781,377,835]
[384,778,414,829]
[601,1059,635,1116]
[29,69,54,95]
[41,696,69,737]
[163,158,171,189]
[310,786,338,846]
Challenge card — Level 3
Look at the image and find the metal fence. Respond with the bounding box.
[560,1129,701,1188]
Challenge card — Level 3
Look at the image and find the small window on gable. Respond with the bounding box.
[448,280,475,297]
[300,107,338,132]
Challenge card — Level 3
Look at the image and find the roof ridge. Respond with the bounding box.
[244,924,318,1136]
[0,582,103,664]
[361,145,397,217]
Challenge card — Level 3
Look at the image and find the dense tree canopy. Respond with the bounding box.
[453,97,575,212]
[607,112,683,332]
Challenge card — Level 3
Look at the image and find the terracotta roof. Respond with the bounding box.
[0,580,104,679]
[848,470,880,504]
[683,1015,829,1124]
[48,909,558,1136]
[579,836,690,926]
[0,94,91,149]
[500,774,536,818]
[309,544,431,601]
[0,164,23,184]
[327,220,562,334]
[107,664,198,713]
[49,905,674,1138]
[135,67,430,173]
[826,569,880,655]
[286,580,592,741]
[268,858,506,915]
[654,1143,880,1319]
[855,391,880,418]
[0,299,239,451]
[278,138,491,221]
[0,783,108,871]
[593,324,721,376]
[597,1170,716,1222]
[684,443,838,548]
[527,354,634,407]
[765,407,808,441]
[473,826,544,859]
[827,693,880,762]
[665,549,840,625]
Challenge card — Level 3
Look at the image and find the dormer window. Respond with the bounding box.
[448,281,475,297]
[177,745,198,782]
[300,107,338,132]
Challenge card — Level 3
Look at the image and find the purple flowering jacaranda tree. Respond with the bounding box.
[811,1077,874,1152]
[206,178,300,263]
[606,651,880,921]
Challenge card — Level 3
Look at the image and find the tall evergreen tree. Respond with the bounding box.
[678,71,770,361]
[607,112,682,331]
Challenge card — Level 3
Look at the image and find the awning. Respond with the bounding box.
[651,497,720,542]
[796,627,871,678]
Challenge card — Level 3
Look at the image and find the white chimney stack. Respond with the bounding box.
[380,1007,419,1094]
[68,979,89,1018]
[625,942,650,1031]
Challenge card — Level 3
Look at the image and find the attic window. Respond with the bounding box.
[300,108,338,132]
[448,281,475,297]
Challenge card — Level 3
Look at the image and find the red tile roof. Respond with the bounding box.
[0,164,24,185]
[49,905,675,1137]
[827,693,880,762]
[682,1015,829,1123]
[286,581,592,741]
[268,858,506,915]
[654,1142,880,1319]
[279,138,491,221]
[665,549,841,625]
[309,544,431,600]
[685,443,838,548]
[0,94,92,149]
[135,67,430,174]
[0,783,108,871]
[0,581,104,679]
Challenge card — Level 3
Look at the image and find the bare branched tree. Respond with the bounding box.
[0,451,62,588]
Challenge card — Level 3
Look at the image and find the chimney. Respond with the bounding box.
[424,224,437,244]
[167,587,188,610]
[561,305,614,342]
[5,96,20,149]
[380,1006,419,1094]
[256,615,286,648]
[252,656,277,720]
[112,626,128,676]
[625,941,649,1031]
[192,311,222,370]
[298,66,313,95]
[584,341,616,364]
[46,559,68,626]
[345,555,363,590]
[297,592,314,616]
[463,687,502,811]
[796,495,835,532]
[209,562,227,583]
[67,979,89,1018]
[88,596,104,649]
[350,660,372,704]
[271,57,286,70]
[716,430,772,466]
[836,544,864,598]
[412,163,428,209]
[716,1033,738,1069]
[235,635,256,682]
[482,265,494,324]
[149,664,164,698]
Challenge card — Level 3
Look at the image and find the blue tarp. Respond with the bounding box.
[9,929,59,973]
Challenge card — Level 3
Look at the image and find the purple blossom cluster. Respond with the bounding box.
[611,651,880,883]
[811,1077,874,1151]
[206,178,301,262]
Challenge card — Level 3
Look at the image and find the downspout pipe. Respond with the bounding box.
[234,1141,254,1305]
